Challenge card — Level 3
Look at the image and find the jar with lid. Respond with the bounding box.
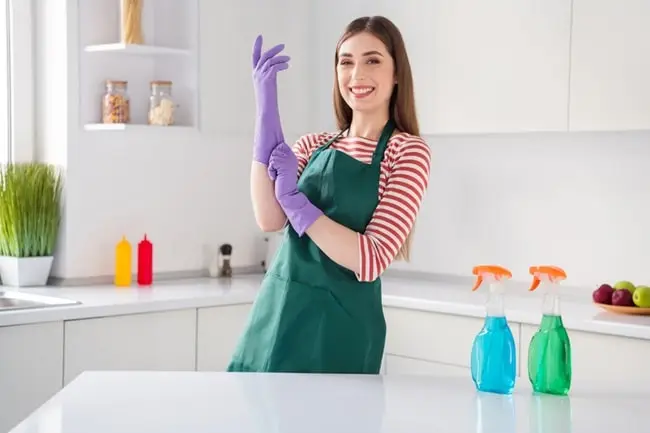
[102,80,130,124]
[148,80,175,126]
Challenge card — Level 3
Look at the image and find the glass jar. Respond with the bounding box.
[102,80,130,124]
[148,80,175,126]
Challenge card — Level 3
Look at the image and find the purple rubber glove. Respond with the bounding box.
[267,143,323,237]
[252,35,290,166]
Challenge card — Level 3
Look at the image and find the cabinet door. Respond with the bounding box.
[520,324,650,393]
[384,307,522,377]
[382,0,572,134]
[0,322,64,433]
[569,0,650,131]
[63,309,196,385]
[196,303,253,371]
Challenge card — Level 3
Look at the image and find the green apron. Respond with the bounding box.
[227,120,395,374]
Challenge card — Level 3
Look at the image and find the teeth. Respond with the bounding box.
[351,87,374,95]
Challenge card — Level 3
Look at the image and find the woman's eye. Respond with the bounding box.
[367,58,380,64]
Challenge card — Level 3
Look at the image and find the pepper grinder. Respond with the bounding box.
[218,243,233,278]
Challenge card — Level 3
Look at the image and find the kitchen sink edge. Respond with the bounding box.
[0,290,81,311]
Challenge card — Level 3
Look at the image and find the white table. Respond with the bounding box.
[9,370,646,433]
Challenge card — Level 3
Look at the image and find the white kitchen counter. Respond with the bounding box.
[8,370,648,433]
[2,273,650,340]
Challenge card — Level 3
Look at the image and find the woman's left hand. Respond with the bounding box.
[267,143,323,236]
[267,142,298,190]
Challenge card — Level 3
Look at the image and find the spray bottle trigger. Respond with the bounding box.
[472,265,512,292]
[472,275,484,291]
[528,266,567,291]
[530,276,541,291]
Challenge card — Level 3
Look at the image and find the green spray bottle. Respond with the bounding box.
[527,265,571,395]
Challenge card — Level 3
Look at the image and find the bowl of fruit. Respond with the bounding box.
[592,281,650,315]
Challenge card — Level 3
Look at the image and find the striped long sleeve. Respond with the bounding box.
[291,131,432,282]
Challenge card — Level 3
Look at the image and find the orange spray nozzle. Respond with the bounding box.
[529,265,567,291]
[472,265,513,291]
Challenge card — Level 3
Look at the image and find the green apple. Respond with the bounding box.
[633,286,650,307]
[614,280,636,295]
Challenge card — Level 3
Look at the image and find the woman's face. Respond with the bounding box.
[336,32,395,115]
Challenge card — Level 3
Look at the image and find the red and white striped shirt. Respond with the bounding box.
[291,130,431,282]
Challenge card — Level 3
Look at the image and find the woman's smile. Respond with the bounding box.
[349,85,376,98]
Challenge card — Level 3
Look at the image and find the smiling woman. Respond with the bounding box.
[231,16,431,375]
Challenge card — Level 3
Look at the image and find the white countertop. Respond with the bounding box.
[9,370,648,433]
[2,273,650,340]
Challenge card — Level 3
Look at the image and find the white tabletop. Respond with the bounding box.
[9,370,648,433]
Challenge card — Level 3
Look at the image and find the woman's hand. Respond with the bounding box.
[267,143,362,274]
[267,143,323,236]
[251,35,290,166]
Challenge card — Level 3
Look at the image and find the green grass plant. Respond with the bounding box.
[0,162,63,257]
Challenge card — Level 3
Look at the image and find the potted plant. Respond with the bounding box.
[0,162,63,287]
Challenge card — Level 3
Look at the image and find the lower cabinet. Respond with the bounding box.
[63,308,197,385]
[196,303,253,371]
[384,306,650,393]
[520,323,650,393]
[383,306,523,377]
[5,302,650,431]
[0,322,64,433]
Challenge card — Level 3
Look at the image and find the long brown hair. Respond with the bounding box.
[333,16,420,262]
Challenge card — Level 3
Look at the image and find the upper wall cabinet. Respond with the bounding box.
[381,0,572,135]
[569,0,650,131]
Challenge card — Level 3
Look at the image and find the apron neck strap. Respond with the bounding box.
[323,119,395,164]
[322,130,346,149]
[371,119,395,165]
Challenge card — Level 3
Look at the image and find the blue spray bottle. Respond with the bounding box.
[470,265,517,394]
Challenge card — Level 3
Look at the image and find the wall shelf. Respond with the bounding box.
[84,43,191,56]
[78,0,200,130]
[83,123,195,131]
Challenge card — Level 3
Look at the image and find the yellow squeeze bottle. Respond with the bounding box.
[114,236,132,287]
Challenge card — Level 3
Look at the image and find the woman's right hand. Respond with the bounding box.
[251,34,290,166]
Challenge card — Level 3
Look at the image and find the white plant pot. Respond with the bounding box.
[0,256,54,287]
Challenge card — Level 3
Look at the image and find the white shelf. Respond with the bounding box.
[84,43,190,56]
[79,0,200,130]
[83,123,194,131]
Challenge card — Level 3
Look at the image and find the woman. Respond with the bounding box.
[228,16,431,374]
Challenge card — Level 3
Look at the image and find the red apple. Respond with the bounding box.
[612,289,635,306]
[593,284,614,304]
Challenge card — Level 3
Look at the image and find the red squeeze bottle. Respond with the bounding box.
[137,234,153,286]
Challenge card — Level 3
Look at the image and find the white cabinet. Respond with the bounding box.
[63,309,197,385]
[196,304,253,371]
[0,322,63,433]
[569,0,650,131]
[383,0,572,134]
[384,307,523,376]
[520,324,650,393]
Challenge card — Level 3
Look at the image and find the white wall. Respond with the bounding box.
[397,129,650,289]
[34,0,315,280]
[33,0,650,290]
